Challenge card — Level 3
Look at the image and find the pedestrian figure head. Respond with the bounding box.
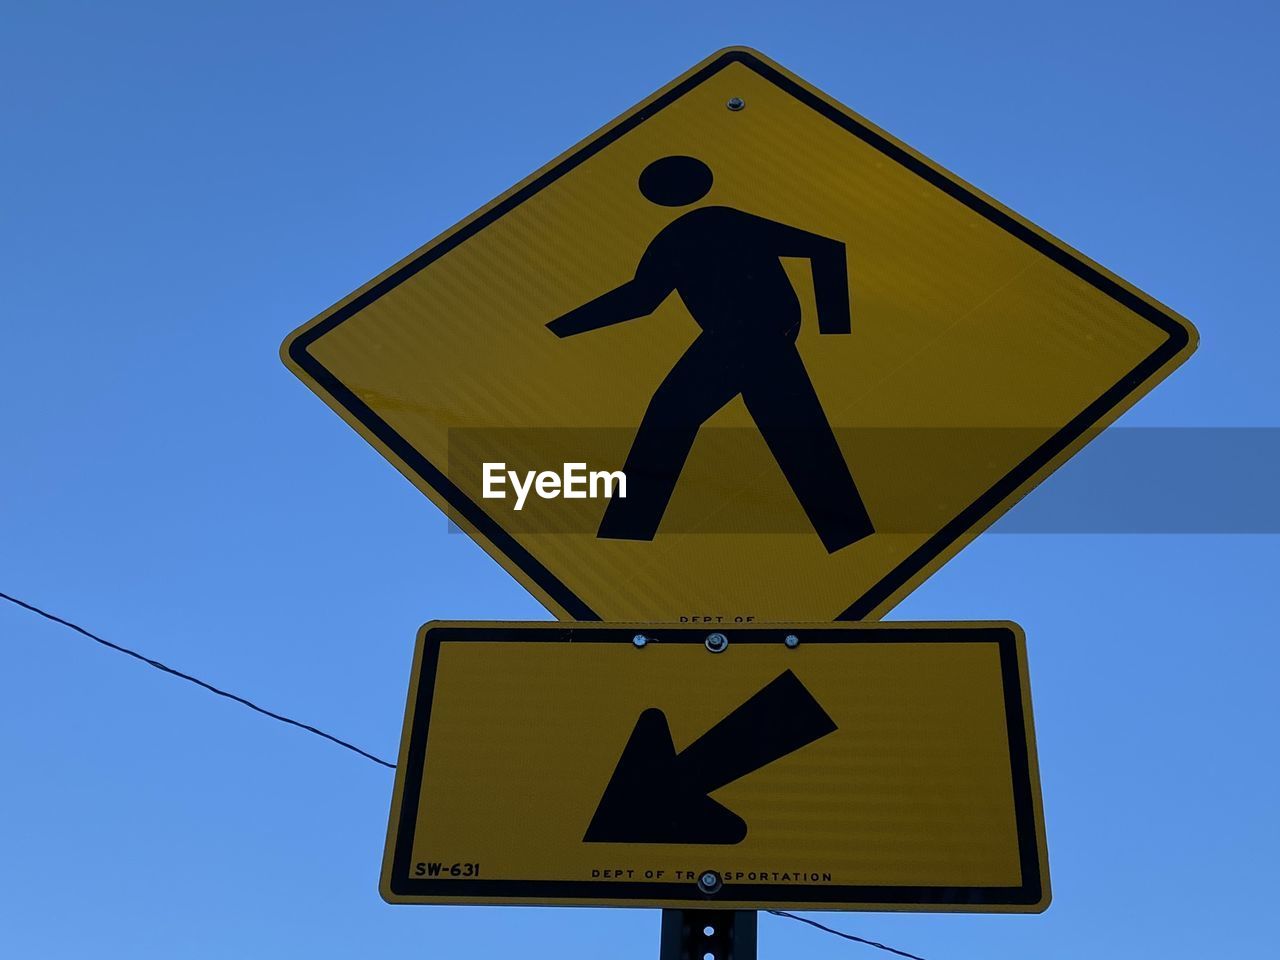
[639,155,712,206]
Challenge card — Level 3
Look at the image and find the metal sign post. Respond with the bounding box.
[661,909,756,960]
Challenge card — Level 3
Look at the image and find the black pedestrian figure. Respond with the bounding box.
[547,155,874,553]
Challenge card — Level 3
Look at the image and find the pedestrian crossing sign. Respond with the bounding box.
[282,46,1196,622]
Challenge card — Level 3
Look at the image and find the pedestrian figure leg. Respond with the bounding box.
[741,344,874,552]
[598,336,741,541]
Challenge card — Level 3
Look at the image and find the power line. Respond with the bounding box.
[4,589,935,957]
[768,911,930,959]
[0,591,395,769]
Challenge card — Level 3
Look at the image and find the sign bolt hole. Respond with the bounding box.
[726,97,745,111]
[784,634,800,648]
[705,632,728,653]
[697,870,723,894]
[632,634,649,648]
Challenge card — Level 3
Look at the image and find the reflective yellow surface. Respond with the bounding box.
[381,621,1049,911]
[283,48,1195,621]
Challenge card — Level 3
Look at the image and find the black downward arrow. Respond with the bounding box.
[583,670,837,844]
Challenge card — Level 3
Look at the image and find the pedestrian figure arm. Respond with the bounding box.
[760,218,852,335]
[546,251,673,338]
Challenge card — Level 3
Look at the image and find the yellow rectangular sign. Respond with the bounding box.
[382,621,1049,912]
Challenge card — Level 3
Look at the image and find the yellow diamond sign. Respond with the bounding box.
[282,47,1196,621]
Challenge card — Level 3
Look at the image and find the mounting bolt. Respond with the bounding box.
[697,870,723,894]
[784,634,800,648]
[705,632,728,653]
[632,634,649,648]
[726,96,745,111]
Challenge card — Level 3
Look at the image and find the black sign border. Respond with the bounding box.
[387,623,1045,910]
[287,49,1189,621]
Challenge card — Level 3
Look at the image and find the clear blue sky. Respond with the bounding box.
[2,1,1276,957]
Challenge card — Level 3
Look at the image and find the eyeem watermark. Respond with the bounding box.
[482,462,626,511]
